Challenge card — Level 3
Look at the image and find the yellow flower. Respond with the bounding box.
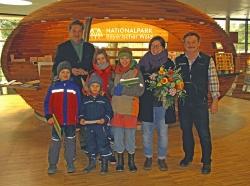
[158,67,166,75]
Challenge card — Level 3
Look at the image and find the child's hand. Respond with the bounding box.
[48,118,54,125]
[96,119,105,125]
[80,119,86,125]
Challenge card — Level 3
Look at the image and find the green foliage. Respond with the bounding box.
[0,19,19,40]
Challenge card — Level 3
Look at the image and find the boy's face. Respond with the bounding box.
[59,69,71,81]
[96,53,107,65]
[90,83,101,95]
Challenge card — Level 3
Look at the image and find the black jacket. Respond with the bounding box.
[138,59,176,124]
[52,40,95,87]
[175,52,210,105]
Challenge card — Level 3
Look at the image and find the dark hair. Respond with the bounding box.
[93,48,110,64]
[149,36,166,49]
[183,32,200,42]
[68,19,84,30]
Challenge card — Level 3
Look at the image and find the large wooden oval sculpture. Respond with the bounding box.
[1,0,236,115]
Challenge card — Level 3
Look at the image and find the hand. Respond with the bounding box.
[210,99,218,114]
[48,118,54,125]
[80,119,86,125]
[72,68,80,76]
[82,86,90,95]
[96,119,105,125]
[78,68,88,76]
[114,84,123,96]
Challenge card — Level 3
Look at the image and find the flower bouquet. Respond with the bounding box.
[147,66,186,109]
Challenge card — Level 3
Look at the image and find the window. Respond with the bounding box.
[230,20,246,53]
[215,19,226,31]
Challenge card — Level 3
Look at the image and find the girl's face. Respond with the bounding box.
[119,56,131,68]
[90,83,101,95]
[59,69,71,81]
[96,53,107,65]
[150,40,164,55]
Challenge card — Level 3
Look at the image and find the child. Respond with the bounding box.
[44,61,81,174]
[79,73,113,174]
[110,47,144,172]
[92,48,116,164]
[92,48,113,96]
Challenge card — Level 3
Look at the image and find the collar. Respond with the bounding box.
[184,52,201,64]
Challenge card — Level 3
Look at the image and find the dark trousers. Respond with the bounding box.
[178,102,212,164]
[48,125,76,166]
[85,125,112,158]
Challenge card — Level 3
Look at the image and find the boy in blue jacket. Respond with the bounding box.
[79,73,113,174]
[44,61,81,174]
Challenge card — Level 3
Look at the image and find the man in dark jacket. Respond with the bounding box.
[175,32,220,174]
[52,19,95,89]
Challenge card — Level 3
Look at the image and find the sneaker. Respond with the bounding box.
[158,159,168,171]
[109,154,116,165]
[48,165,57,174]
[67,164,75,173]
[201,163,211,174]
[143,157,152,170]
[179,158,192,167]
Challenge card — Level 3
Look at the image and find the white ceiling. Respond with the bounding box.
[0,0,250,19]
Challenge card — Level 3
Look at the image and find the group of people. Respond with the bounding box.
[44,19,220,175]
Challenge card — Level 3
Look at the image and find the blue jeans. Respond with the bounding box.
[113,127,136,154]
[142,107,168,159]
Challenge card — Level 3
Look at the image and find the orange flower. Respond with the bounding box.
[161,77,169,84]
[175,81,184,90]
[168,77,174,82]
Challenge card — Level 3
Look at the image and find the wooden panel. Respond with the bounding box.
[0,0,236,115]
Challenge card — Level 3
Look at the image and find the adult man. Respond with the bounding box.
[52,19,95,89]
[175,32,220,174]
[52,19,95,152]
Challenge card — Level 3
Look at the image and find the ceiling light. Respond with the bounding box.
[0,0,32,6]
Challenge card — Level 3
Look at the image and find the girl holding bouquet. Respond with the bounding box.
[138,36,175,171]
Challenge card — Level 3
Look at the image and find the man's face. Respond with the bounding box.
[69,24,83,43]
[184,35,200,54]
[59,69,71,81]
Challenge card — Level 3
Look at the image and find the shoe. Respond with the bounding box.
[48,164,57,174]
[84,157,96,173]
[201,163,211,174]
[143,157,152,170]
[100,158,109,174]
[67,164,75,173]
[179,158,192,167]
[158,159,168,171]
[128,153,137,172]
[116,153,124,172]
[109,154,116,165]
